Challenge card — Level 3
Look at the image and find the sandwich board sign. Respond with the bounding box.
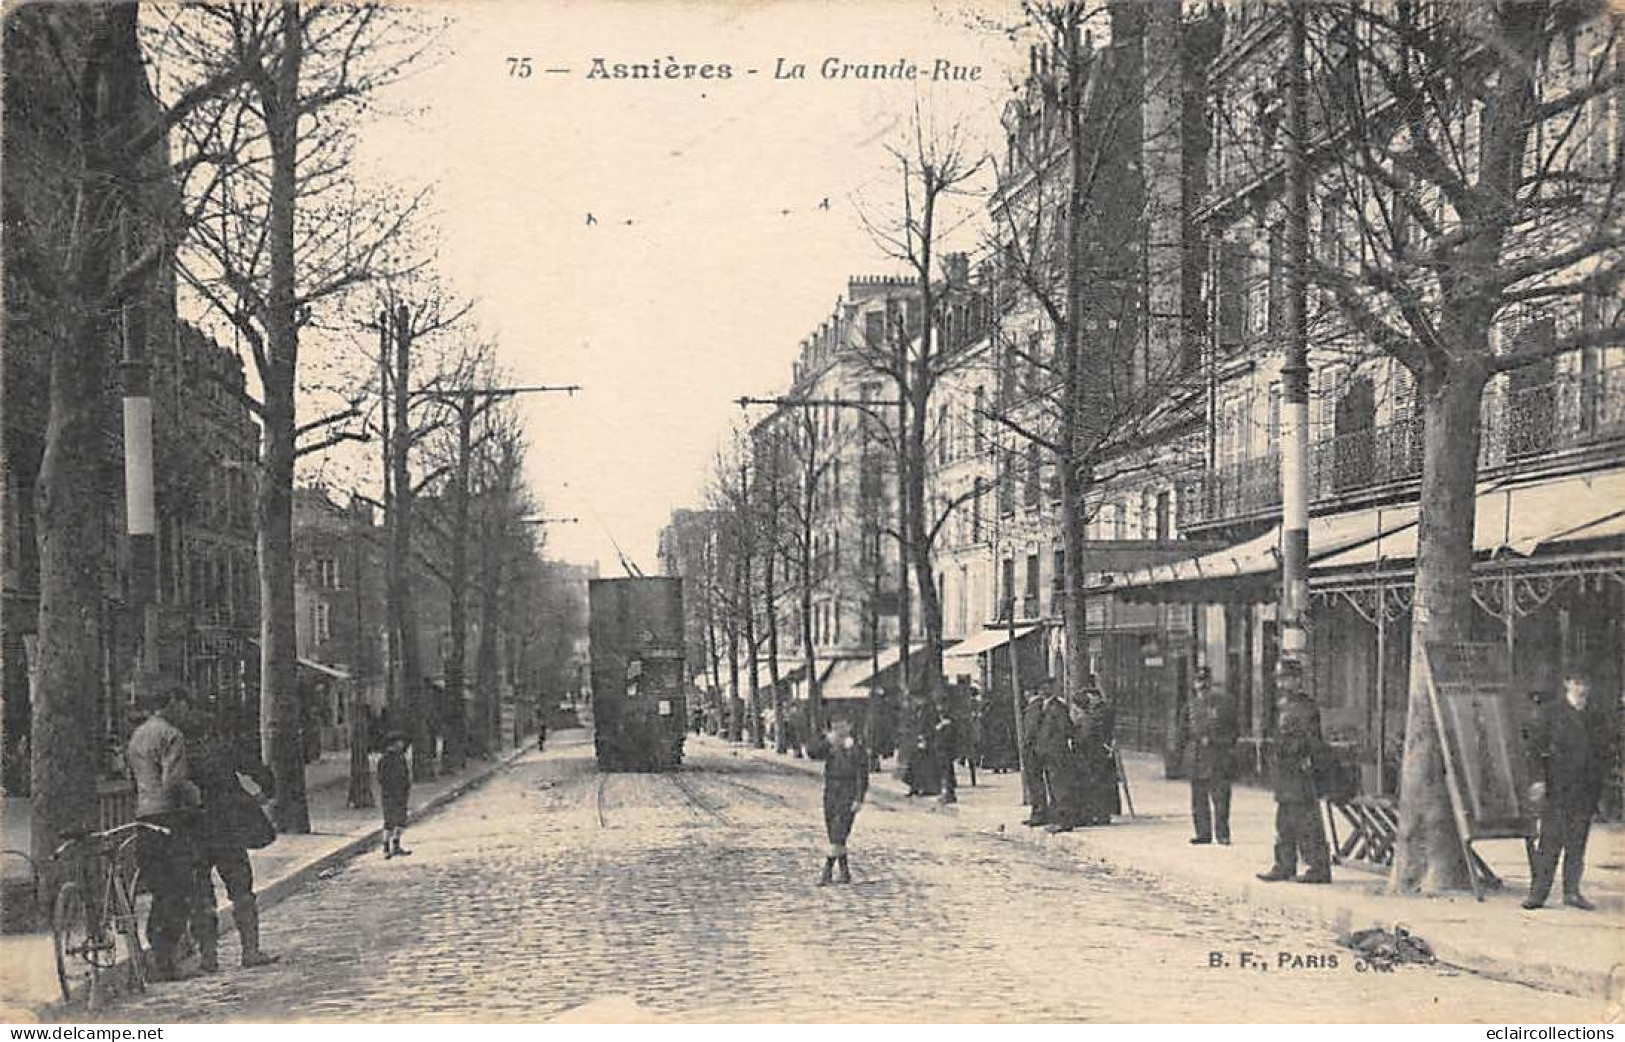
[1420,641,1538,899]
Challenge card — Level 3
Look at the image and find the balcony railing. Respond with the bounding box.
[1181,365,1624,529]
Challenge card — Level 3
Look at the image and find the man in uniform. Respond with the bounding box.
[1523,669,1608,910]
[1256,659,1331,883]
[1187,667,1238,845]
[1019,689,1049,826]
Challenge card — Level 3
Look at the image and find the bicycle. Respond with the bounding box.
[50,820,167,1007]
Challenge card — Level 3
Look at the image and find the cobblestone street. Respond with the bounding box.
[87,732,1596,1023]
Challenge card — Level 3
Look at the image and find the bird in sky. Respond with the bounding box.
[781,208,791,216]
[818,197,830,210]
[585,213,597,225]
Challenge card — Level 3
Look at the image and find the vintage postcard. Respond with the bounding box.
[2,0,1621,1026]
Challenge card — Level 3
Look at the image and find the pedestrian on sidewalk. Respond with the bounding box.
[378,732,413,858]
[932,694,959,804]
[1257,660,1331,884]
[1076,676,1119,826]
[1020,689,1049,826]
[126,684,203,981]
[1186,667,1237,845]
[808,717,869,885]
[187,707,280,971]
[1042,686,1085,832]
[1523,669,1608,911]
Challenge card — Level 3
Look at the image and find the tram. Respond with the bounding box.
[588,576,687,771]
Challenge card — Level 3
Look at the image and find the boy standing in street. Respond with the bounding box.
[378,732,413,858]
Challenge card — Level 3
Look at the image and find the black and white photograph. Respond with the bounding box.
[0,0,1622,1026]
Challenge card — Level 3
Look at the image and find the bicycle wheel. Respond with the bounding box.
[51,881,97,1006]
[110,875,147,994]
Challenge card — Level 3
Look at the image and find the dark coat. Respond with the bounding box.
[1527,701,1606,808]
[1186,693,1239,781]
[1034,699,1074,764]
[1020,699,1046,764]
[809,732,870,846]
[188,730,275,851]
[378,748,411,827]
[1269,696,1322,803]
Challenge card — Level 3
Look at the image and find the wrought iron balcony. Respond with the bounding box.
[1179,363,1624,529]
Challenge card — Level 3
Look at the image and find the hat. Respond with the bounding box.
[384,730,411,746]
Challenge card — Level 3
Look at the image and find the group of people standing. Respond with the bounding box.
[124,686,281,981]
[1019,676,1120,833]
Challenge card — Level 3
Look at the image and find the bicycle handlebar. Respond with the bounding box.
[52,820,172,859]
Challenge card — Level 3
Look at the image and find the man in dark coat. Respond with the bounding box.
[188,710,280,971]
[1019,690,1049,825]
[1076,676,1119,825]
[1040,687,1084,832]
[809,718,869,885]
[1523,670,1608,910]
[1186,667,1238,845]
[1257,660,1331,883]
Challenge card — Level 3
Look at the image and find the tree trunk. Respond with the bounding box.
[1060,6,1091,704]
[31,274,114,873]
[442,398,473,771]
[29,4,135,873]
[389,304,433,779]
[1390,360,1486,893]
[799,503,820,735]
[258,3,309,832]
[743,546,762,749]
[473,536,501,758]
[764,524,786,753]
[725,593,742,743]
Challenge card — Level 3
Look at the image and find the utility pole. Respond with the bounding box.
[118,216,159,720]
[1279,1,1311,672]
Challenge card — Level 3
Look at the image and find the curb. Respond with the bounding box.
[230,744,534,930]
[715,739,1617,1004]
[27,745,534,1020]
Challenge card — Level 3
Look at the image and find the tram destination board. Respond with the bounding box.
[588,577,688,771]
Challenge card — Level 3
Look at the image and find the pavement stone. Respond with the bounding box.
[711,736,1625,1008]
[45,731,1609,1024]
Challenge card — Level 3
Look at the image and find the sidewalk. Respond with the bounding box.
[0,743,533,1021]
[706,735,1625,1007]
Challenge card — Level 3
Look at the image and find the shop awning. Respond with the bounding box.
[1102,501,1421,603]
[754,659,806,690]
[818,643,930,700]
[942,625,1037,664]
[1313,469,1625,571]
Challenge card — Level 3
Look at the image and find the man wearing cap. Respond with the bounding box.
[1186,667,1238,845]
[126,684,203,979]
[1257,660,1331,883]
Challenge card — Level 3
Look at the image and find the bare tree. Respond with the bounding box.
[855,106,989,740]
[3,5,261,867]
[983,0,1206,705]
[1296,0,1624,892]
[161,3,442,830]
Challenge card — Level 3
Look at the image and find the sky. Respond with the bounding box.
[340,0,1027,572]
